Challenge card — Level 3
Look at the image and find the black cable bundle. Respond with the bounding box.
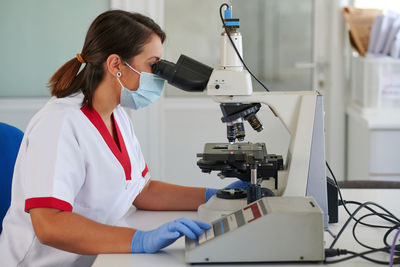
[325,162,400,265]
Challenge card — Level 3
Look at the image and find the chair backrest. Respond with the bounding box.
[0,123,23,233]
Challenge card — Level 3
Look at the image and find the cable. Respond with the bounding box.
[351,212,400,258]
[344,200,400,227]
[326,161,400,263]
[219,3,270,92]
[390,227,400,267]
[324,247,389,265]
[352,212,398,250]
[344,200,400,224]
[325,247,394,265]
[329,200,400,249]
[329,201,384,249]
[352,213,380,250]
[385,225,400,248]
[327,161,400,227]
[344,200,400,253]
[340,201,396,228]
[342,201,399,230]
[326,162,352,216]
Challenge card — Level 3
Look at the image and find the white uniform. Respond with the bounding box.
[0,93,150,267]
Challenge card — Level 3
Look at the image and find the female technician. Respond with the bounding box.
[0,10,246,267]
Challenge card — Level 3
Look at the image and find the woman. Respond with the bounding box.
[0,10,247,267]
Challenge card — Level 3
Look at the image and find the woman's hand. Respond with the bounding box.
[131,217,211,253]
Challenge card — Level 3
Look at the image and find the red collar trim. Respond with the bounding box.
[142,164,149,178]
[81,104,131,180]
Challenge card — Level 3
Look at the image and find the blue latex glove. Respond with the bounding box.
[205,180,250,202]
[131,217,211,253]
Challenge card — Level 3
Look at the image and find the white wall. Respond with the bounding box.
[0,0,109,97]
[0,98,49,131]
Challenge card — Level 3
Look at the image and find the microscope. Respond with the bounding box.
[153,3,327,263]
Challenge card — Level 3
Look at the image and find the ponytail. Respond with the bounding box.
[48,57,83,97]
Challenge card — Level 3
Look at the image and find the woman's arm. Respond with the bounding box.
[30,208,135,254]
[133,180,206,211]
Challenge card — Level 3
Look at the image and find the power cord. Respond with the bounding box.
[352,213,394,250]
[324,247,390,265]
[391,228,400,267]
[324,202,399,264]
[325,161,400,265]
[344,200,400,228]
[327,161,400,229]
[328,201,391,249]
[385,225,400,248]
[219,3,270,92]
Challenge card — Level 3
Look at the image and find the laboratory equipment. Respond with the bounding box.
[185,197,324,263]
[152,3,327,263]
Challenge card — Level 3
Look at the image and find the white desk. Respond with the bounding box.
[92,189,400,267]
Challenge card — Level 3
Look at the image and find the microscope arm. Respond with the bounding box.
[212,91,320,136]
[214,91,323,199]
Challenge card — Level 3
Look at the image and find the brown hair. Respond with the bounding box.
[48,10,166,107]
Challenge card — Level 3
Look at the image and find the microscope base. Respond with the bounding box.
[187,196,324,263]
[198,196,247,222]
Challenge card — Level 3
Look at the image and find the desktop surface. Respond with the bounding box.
[92,189,400,267]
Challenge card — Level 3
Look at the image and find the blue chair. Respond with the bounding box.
[0,123,23,233]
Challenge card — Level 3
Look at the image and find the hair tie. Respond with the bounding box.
[76,53,86,64]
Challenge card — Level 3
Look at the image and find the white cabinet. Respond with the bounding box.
[347,106,400,181]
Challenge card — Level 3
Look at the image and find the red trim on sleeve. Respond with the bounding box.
[81,104,132,180]
[25,197,73,213]
[142,164,149,178]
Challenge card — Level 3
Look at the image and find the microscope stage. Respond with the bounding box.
[197,142,283,185]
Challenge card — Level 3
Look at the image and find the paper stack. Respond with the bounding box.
[368,11,400,58]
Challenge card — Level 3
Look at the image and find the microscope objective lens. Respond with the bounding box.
[227,124,237,143]
[235,122,245,141]
[247,115,263,132]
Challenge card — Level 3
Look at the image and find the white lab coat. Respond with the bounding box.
[0,93,150,267]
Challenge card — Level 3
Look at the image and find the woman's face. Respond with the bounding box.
[122,34,162,91]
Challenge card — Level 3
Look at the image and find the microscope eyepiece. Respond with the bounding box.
[152,54,213,92]
[152,60,177,81]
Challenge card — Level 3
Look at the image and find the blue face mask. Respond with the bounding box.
[117,62,165,110]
